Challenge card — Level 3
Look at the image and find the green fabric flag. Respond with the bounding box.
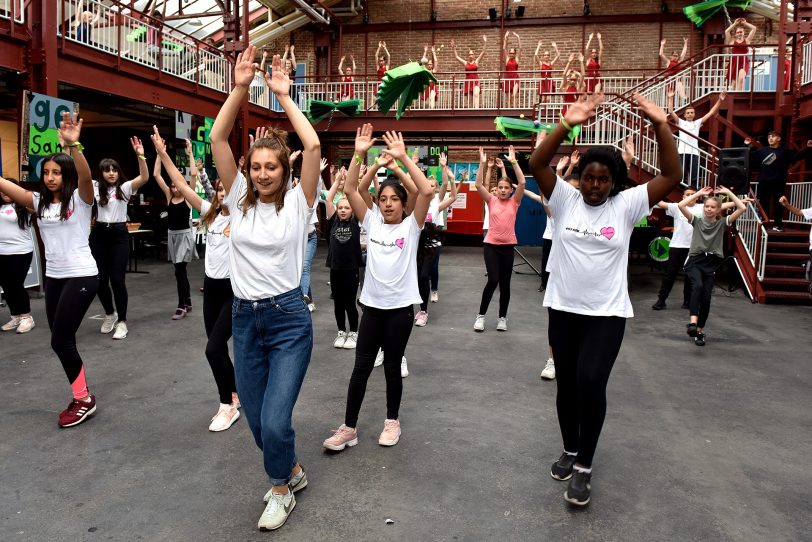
[376,62,437,119]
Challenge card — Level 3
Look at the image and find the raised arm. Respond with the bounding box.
[718,187,747,223]
[742,19,757,43]
[264,54,320,206]
[659,39,669,65]
[637,93,682,206]
[431,45,438,71]
[338,56,345,76]
[375,41,383,62]
[382,131,433,226]
[699,91,727,125]
[129,136,150,192]
[597,33,604,63]
[383,42,390,66]
[260,49,269,72]
[476,35,487,64]
[211,46,258,194]
[289,45,296,67]
[503,31,509,58]
[513,32,522,62]
[325,177,340,219]
[475,147,491,202]
[507,145,526,204]
[534,40,542,64]
[680,36,689,61]
[152,127,205,213]
[351,54,357,74]
[678,186,709,221]
[725,20,737,44]
[585,33,594,55]
[450,39,466,65]
[358,162,380,210]
[551,42,560,65]
[438,175,458,211]
[667,90,680,124]
[151,141,172,203]
[523,189,543,204]
[0,177,33,209]
[59,112,93,205]
[347,123,378,222]
[779,195,807,218]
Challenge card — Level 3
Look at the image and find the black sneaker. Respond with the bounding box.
[695,333,706,346]
[564,470,592,506]
[686,323,698,337]
[651,299,666,310]
[551,452,577,481]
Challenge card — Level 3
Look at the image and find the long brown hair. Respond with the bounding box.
[240,127,291,215]
[200,177,224,227]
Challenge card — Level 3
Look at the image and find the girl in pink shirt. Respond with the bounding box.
[473,146,525,332]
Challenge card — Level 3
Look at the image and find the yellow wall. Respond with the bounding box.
[0,120,20,179]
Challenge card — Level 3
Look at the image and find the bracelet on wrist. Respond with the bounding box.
[510,159,518,165]
[354,152,364,165]
[137,154,146,161]
[559,115,573,131]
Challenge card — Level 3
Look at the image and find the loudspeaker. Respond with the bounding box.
[718,147,750,194]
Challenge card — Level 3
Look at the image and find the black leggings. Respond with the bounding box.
[90,224,130,320]
[174,262,191,309]
[656,247,691,304]
[345,305,413,427]
[548,308,626,468]
[430,245,441,291]
[45,275,99,388]
[541,239,552,289]
[685,254,721,328]
[418,250,438,311]
[0,252,32,315]
[479,243,515,317]
[758,182,786,228]
[203,276,235,404]
[330,268,359,332]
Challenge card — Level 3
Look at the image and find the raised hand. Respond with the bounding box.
[185,138,193,155]
[255,126,271,140]
[568,52,575,62]
[482,35,487,43]
[150,125,167,155]
[439,152,447,167]
[623,135,635,160]
[570,149,581,164]
[320,157,328,172]
[478,146,487,164]
[487,156,495,168]
[234,45,258,88]
[238,155,245,170]
[719,91,728,102]
[563,91,604,127]
[264,54,290,97]
[779,195,788,205]
[633,92,667,125]
[556,155,570,171]
[377,152,394,168]
[289,149,302,163]
[131,136,144,155]
[744,138,752,145]
[699,186,713,196]
[506,145,516,162]
[354,123,377,154]
[381,131,407,161]
[58,111,82,145]
[495,157,504,169]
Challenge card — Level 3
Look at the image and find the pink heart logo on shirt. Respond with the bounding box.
[600,226,615,240]
[4,209,14,215]
[395,238,405,249]
[66,209,74,220]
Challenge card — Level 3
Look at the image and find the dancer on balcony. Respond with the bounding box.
[584,33,603,93]
[667,90,726,185]
[659,37,689,101]
[282,45,298,104]
[503,31,521,108]
[559,53,585,116]
[338,54,356,100]
[679,186,746,346]
[73,0,101,45]
[725,18,756,91]
[529,91,682,507]
[451,36,487,109]
[535,40,561,103]
[0,178,35,334]
[421,44,439,108]
[376,41,390,78]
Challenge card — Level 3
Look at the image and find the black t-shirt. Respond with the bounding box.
[326,214,363,270]
[751,145,810,184]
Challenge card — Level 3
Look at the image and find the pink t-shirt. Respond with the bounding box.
[484,197,519,245]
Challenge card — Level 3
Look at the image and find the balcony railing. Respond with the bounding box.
[803,40,812,86]
[0,0,23,23]
[56,0,230,93]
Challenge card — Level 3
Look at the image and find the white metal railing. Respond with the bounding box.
[735,201,770,281]
[750,181,812,224]
[0,0,24,22]
[804,41,812,86]
[57,0,230,93]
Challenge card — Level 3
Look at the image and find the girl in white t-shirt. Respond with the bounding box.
[89,137,150,340]
[528,91,682,507]
[210,48,320,531]
[0,177,35,333]
[322,124,433,453]
[152,128,240,432]
[0,112,100,428]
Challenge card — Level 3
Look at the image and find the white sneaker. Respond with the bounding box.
[496,317,508,331]
[374,349,384,367]
[343,331,357,349]
[112,321,128,340]
[333,330,347,348]
[430,290,439,303]
[307,303,315,312]
[208,403,240,432]
[263,467,308,502]
[401,357,409,378]
[1,316,20,332]
[101,313,118,334]
[474,314,485,332]
[257,490,295,531]
[541,358,556,380]
[16,316,35,334]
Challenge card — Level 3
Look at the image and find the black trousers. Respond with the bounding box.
[0,252,32,315]
[203,276,235,404]
[656,247,691,304]
[418,249,438,312]
[758,181,786,228]
[330,268,359,332]
[680,153,699,184]
[345,305,413,427]
[45,275,99,387]
[90,223,130,320]
[174,262,191,309]
[685,254,721,328]
[541,238,553,289]
[548,308,626,468]
[479,243,515,317]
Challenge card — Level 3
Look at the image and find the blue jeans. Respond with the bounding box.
[232,288,313,486]
[300,232,317,301]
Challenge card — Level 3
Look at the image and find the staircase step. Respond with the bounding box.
[761,277,810,286]
[763,290,812,301]
[766,252,810,261]
[767,229,810,238]
[764,264,807,274]
[767,241,809,249]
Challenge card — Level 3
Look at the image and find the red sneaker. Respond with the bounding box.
[58,395,97,428]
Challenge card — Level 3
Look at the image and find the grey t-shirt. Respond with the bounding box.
[688,215,730,257]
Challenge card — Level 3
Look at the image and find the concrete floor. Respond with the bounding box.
[1,246,810,542]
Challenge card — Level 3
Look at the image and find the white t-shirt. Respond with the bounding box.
[803,208,812,249]
[543,178,650,318]
[0,204,34,255]
[200,199,230,280]
[542,214,554,241]
[483,203,490,231]
[359,205,423,309]
[94,180,135,223]
[427,194,446,228]
[666,202,703,249]
[677,119,702,156]
[225,172,313,300]
[32,190,98,279]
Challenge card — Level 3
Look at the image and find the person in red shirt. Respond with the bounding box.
[502,31,522,108]
[451,35,487,109]
[421,44,440,109]
[535,40,561,103]
[559,53,585,117]
[725,18,757,91]
[584,32,603,94]
[783,47,793,92]
[659,37,688,101]
[338,54,356,100]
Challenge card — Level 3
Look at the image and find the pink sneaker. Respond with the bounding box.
[378,419,401,446]
[171,308,187,320]
[323,424,358,451]
[414,311,428,327]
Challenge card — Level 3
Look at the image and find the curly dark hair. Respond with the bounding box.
[578,147,628,197]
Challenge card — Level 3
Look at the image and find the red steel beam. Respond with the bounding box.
[0,39,25,72]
